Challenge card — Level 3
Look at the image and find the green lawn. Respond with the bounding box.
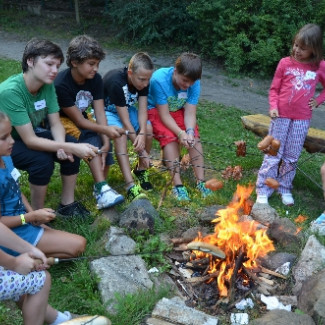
[0,55,325,324]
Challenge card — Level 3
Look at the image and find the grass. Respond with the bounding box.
[0,18,325,324]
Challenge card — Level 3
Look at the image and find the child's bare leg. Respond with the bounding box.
[188,139,205,182]
[145,123,153,155]
[321,162,325,200]
[114,136,134,189]
[88,155,106,183]
[163,142,182,186]
[60,174,77,205]
[138,123,153,170]
[30,183,47,210]
[19,271,51,325]
[37,227,86,259]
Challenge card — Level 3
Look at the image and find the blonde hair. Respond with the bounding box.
[128,52,154,73]
[292,24,323,66]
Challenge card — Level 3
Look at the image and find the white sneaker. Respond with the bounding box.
[281,193,294,206]
[94,184,124,209]
[256,194,268,204]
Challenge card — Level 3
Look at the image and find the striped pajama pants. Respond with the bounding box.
[256,118,310,197]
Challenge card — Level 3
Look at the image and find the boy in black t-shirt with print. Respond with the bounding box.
[55,35,125,209]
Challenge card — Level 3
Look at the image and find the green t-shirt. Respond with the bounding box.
[0,73,60,139]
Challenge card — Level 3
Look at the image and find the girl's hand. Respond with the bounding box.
[13,253,38,274]
[28,208,56,225]
[269,109,279,118]
[309,98,317,110]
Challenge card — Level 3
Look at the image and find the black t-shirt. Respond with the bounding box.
[103,67,148,111]
[55,68,104,118]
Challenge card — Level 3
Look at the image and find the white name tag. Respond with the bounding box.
[34,99,46,111]
[11,168,21,181]
[178,92,187,99]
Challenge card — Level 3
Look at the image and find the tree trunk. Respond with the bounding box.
[241,114,325,154]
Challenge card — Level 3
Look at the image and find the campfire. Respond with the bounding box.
[190,184,274,298]
[168,185,283,309]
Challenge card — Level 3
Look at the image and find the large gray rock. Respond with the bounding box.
[250,309,315,325]
[292,235,325,294]
[120,199,161,233]
[250,203,278,226]
[267,217,303,251]
[90,255,153,313]
[149,296,219,325]
[297,270,325,322]
[104,226,136,255]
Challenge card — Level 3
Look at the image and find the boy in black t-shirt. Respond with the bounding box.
[55,35,125,209]
[103,52,154,201]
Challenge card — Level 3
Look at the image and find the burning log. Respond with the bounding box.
[228,248,246,302]
[187,242,226,259]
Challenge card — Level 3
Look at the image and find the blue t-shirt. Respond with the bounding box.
[147,67,200,111]
[0,156,43,256]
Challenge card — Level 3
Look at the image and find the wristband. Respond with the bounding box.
[177,130,185,139]
[186,128,195,134]
[20,214,26,225]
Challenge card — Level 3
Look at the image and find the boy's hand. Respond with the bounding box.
[105,126,124,139]
[269,108,279,118]
[133,134,146,152]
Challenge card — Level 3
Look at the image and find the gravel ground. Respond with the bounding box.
[0,30,324,129]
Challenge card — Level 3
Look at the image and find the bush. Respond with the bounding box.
[107,0,198,47]
[188,0,323,76]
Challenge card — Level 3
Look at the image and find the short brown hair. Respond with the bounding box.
[22,38,64,72]
[66,35,105,68]
[175,53,202,81]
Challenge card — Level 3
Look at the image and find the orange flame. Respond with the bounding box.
[191,184,274,296]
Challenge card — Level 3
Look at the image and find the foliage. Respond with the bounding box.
[107,0,198,48]
[187,0,324,76]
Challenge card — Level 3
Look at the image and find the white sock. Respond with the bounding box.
[49,311,71,325]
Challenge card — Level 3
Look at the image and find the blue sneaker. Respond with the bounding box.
[172,185,190,201]
[197,181,213,198]
[314,212,325,224]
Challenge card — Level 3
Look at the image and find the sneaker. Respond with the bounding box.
[57,201,91,218]
[132,169,153,191]
[281,193,294,206]
[172,185,190,201]
[310,217,325,236]
[256,194,268,204]
[127,184,147,201]
[314,212,325,224]
[197,181,213,198]
[93,184,124,209]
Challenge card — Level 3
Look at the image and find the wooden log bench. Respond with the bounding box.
[241,114,325,154]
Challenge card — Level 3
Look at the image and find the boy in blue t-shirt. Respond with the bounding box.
[147,52,212,201]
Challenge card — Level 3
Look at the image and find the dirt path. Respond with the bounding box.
[0,30,324,130]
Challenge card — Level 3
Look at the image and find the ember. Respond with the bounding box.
[190,184,275,297]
